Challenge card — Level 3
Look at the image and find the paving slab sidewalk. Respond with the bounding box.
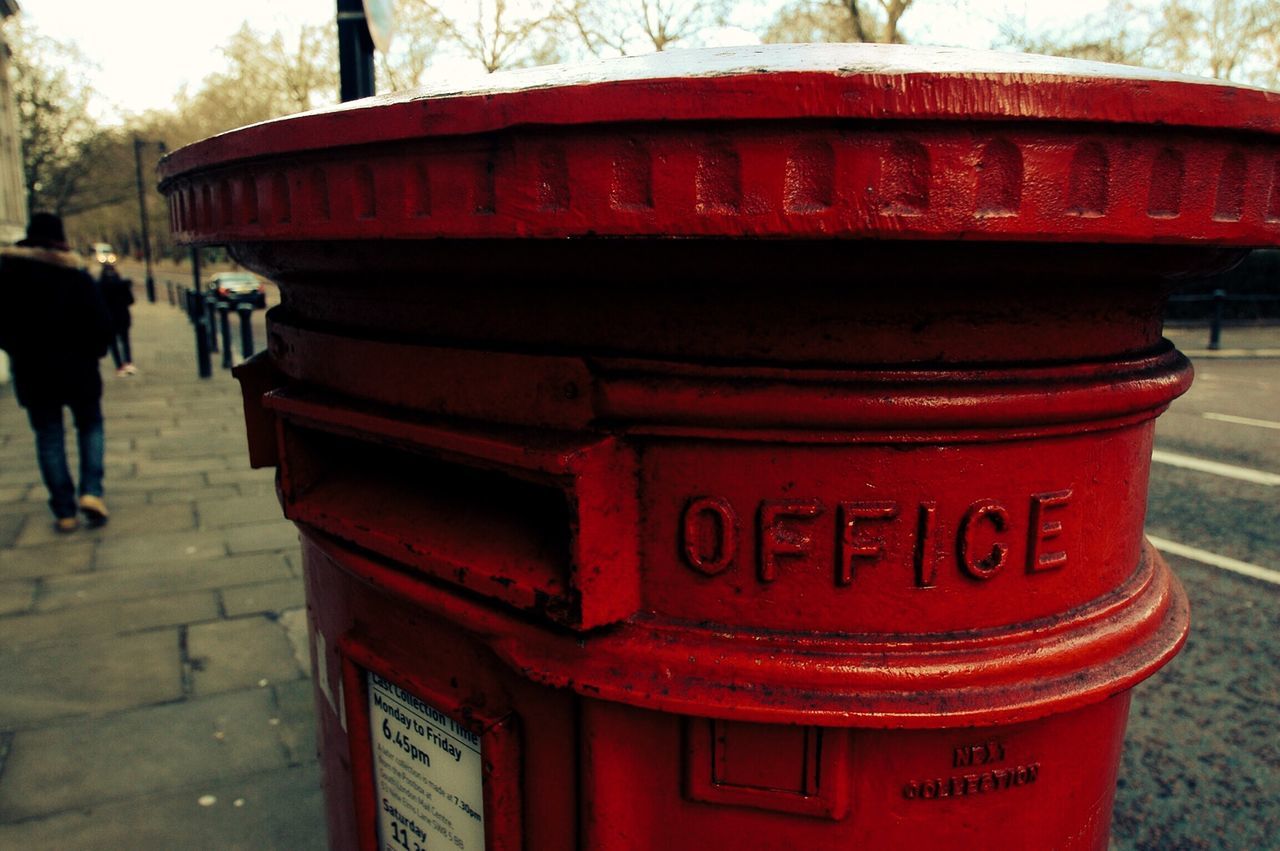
[0,279,324,849]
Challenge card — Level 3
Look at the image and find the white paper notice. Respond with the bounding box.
[367,672,485,851]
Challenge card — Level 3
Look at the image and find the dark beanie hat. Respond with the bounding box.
[24,212,67,247]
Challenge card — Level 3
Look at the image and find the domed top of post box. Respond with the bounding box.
[159,44,1280,248]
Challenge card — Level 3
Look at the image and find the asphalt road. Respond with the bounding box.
[1113,356,1280,851]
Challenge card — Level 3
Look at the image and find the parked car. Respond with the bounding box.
[206,272,267,308]
[92,242,117,264]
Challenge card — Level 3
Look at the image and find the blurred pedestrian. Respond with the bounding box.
[0,213,114,532]
[99,264,137,376]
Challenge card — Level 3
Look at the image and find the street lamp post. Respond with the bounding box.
[337,0,375,102]
[133,137,166,303]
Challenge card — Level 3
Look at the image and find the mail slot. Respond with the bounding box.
[159,43,1280,850]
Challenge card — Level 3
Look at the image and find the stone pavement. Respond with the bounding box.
[0,271,325,849]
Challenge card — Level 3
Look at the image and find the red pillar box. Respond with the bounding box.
[160,45,1280,850]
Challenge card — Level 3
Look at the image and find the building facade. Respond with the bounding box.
[0,0,20,384]
[0,0,24,246]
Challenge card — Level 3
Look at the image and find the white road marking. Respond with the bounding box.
[1151,450,1280,486]
[1202,412,1280,431]
[1180,348,1280,358]
[1148,535,1280,586]
[1195,374,1276,390]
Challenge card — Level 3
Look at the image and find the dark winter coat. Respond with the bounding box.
[0,245,114,408]
[99,267,134,330]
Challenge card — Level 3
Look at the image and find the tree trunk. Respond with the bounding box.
[847,1,871,42]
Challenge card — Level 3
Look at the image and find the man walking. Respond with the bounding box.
[0,213,114,532]
[99,264,137,376]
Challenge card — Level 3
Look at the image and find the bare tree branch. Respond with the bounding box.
[764,0,915,44]
[557,0,728,57]
[423,0,553,73]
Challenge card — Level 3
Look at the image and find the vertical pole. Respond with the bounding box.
[195,315,213,379]
[338,0,376,102]
[204,295,219,353]
[237,303,256,359]
[219,303,233,368]
[1209,288,1225,351]
[191,246,203,306]
[134,138,157,303]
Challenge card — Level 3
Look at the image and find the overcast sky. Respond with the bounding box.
[18,0,1108,121]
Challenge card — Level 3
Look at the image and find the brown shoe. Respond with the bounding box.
[79,494,109,527]
[54,517,80,534]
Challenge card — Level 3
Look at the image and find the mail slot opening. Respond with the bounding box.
[279,423,575,610]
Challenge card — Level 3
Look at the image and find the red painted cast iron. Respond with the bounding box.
[161,44,1280,850]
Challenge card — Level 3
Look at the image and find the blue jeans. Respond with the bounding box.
[27,398,104,519]
[109,329,132,368]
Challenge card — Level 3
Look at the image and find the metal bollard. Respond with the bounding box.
[204,295,219,353]
[191,246,202,305]
[166,280,175,306]
[218,302,233,369]
[1209,288,1225,350]
[236,303,256,359]
[194,311,213,378]
[182,288,195,323]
